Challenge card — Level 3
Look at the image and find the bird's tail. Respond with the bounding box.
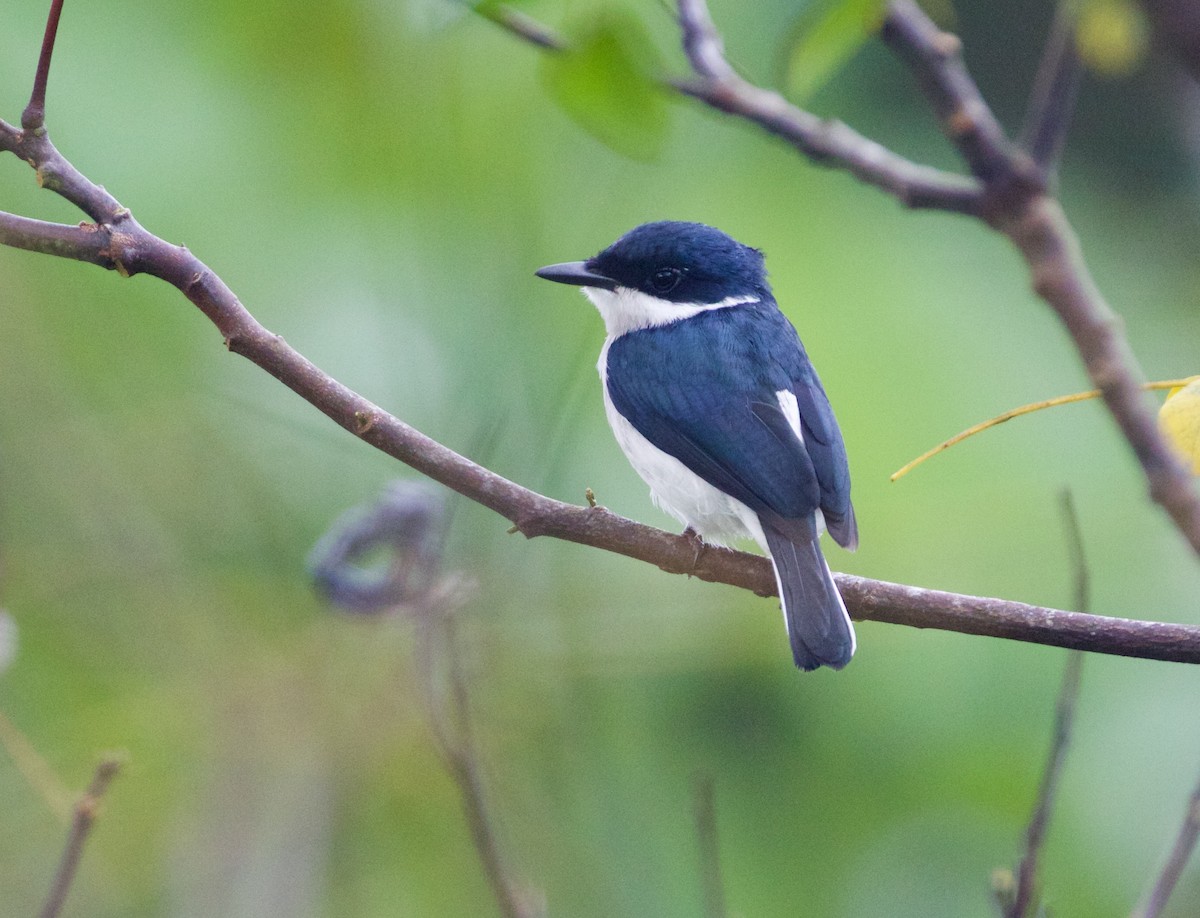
[762,526,855,671]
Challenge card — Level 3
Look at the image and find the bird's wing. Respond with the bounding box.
[782,355,857,551]
[605,307,824,524]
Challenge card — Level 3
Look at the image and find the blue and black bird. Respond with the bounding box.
[536,221,858,671]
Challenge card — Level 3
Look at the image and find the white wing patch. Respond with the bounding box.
[776,387,827,535]
[776,389,803,444]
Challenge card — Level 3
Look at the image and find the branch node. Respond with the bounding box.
[353,410,378,435]
[931,30,962,58]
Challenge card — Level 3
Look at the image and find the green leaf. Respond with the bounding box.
[784,0,887,103]
[540,9,669,162]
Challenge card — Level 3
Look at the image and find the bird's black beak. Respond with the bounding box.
[535,261,619,291]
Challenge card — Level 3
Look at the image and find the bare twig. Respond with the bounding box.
[836,574,1200,663]
[21,0,64,130]
[693,774,727,918]
[1008,491,1089,918]
[881,0,1020,183]
[671,0,1200,559]
[472,2,566,52]
[1,200,1199,664]
[875,4,1200,559]
[419,605,537,918]
[676,0,735,81]
[0,709,73,822]
[1132,778,1200,918]
[4,3,1200,663]
[672,0,982,213]
[1019,0,1083,171]
[39,755,124,918]
[311,485,536,916]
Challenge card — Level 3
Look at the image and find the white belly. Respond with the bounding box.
[599,338,766,548]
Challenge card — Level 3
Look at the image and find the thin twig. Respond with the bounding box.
[881,0,1022,184]
[676,0,735,80]
[39,754,124,918]
[693,774,727,918]
[473,3,566,52]
[21,0,64,131]
[418,604,535,918]
[1018,0,1083,172]
[0,709,73,822]
[1008,491,1088,918]
[672,0,984,213]
[1132,778,1200,918]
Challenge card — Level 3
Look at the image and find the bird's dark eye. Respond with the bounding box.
[649,267,683,295]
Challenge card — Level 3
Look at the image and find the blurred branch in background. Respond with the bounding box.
[1141,0,1200,82]
[311,483,542,918]
[38,754,124,918]
[692,774,727,918]
[1134,772,1200,918]
[1,2,1199,666]
[1018,0,1084,174]
[0,598,76,828]
[0,708,72,824]
[995,491,1089,918]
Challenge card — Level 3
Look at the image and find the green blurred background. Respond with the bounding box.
[3,0,1200,915]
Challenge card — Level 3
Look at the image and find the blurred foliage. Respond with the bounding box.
[540,7,670,161]
[782,0,887,103]
[1078,0,1150,77]
[2,0,1200,916]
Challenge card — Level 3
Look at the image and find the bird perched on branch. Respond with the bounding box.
[536,221,857,671]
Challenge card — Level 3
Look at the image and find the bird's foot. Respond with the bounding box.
[681,526,707,573]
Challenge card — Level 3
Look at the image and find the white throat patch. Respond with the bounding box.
[583,287,758,337]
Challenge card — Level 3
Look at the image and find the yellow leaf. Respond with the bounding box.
[1077,0,1148,77]
[1159,378,1200,475]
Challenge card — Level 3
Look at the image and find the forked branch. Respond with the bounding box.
[1,2,1198,665]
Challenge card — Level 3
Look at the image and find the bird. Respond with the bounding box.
[535,221,857,671]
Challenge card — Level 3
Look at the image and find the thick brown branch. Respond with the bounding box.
[838,576,1200,663]
[672,0,983,214]
[880,0,1026,184]
[669,0,1200,557]
[672,78,983,213]
[3,14,1200,665]
[996,196,1200,552]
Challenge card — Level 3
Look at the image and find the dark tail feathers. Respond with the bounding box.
[762,526,855,671]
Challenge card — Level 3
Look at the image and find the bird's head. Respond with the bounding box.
[536,221,770,335]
